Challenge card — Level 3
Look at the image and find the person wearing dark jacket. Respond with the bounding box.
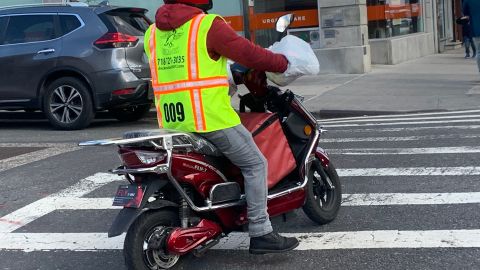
[146,0,299,255]
[463,0,480,71]
[457,16,476,58]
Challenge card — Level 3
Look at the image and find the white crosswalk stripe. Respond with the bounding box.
[323,118,480,128]
[321,113,480,124]
[320,134,480,143]
[328,146,480,155]
[0,143,81,172]
[325,124,480,133]
[1,109,480,260]
[319,109,480,122]
[0,173,122,233]
[3,229,480,252]
[337,167,480,176]
[41,191,480,211]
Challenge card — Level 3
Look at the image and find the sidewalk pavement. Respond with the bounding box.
[270,48,480,118]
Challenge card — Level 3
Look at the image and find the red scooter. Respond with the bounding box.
[81,15,341,270]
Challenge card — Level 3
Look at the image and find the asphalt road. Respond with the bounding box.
[1,110,480,270]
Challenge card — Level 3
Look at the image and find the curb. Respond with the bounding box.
[312,109,449,120]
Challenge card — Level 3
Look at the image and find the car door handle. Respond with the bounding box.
[37,49,56,54]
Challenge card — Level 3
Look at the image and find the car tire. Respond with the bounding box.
[43,77,94,130]
[110,104,152,122]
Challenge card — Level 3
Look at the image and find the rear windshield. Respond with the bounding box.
[100,10,151,36]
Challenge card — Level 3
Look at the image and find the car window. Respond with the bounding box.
[3,15,56,45]
[101,11,151,36]
[59,15,82,36]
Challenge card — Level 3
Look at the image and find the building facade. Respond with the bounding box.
[2,0,463,73]
[208,0,453,73]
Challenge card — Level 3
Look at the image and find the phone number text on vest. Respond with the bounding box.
[158,56,186,70]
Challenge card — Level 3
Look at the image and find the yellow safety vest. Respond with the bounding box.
[144,14,241,133]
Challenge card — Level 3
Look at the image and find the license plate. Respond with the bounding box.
[113,184,146,208]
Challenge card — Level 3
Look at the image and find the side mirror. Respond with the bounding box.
[276,14,295,33]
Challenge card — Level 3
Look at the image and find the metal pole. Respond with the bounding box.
[317,0,322,48]
[241,0,251,40]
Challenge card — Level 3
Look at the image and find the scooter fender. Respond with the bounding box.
[315,146,330,168]
[108,179,178,237]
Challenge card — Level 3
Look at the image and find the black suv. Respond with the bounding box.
[0,3,153,130]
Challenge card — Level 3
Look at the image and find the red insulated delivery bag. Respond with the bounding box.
[239,113,297,189]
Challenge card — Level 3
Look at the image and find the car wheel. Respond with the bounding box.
[110,104,152,122]
[43,77,94,130]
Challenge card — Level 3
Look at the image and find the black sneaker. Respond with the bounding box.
[249,232,299,254]
[466,54,471,59]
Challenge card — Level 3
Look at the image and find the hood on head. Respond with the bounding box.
[155,3,203,31]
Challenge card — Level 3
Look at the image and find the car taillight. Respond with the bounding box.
[94,32,139,49]
[112,88,136,96]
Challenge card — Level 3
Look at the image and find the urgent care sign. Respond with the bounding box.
[224,9,319,32]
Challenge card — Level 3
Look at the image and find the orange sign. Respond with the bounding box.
[223,4,422,33]
[224,9,319,32]
[252,9,319,30]
[367,4,422,21]
[223,15,244,32]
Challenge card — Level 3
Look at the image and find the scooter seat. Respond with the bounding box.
[123,130,223,157]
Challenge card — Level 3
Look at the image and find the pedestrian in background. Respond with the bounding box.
[457,16,476,58]
[463,0,480,72]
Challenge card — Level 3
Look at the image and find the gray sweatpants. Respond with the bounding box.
[199,124,273,237]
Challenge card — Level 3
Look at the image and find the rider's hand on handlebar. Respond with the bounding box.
[244,70,268,98]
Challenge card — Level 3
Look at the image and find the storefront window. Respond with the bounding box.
[367,0,424,39]
[222,0,319,48]
[436,0,446,39]
[253,0,319,48]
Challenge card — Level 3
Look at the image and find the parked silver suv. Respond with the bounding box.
[0,3,153,130]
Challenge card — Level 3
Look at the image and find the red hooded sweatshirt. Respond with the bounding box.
[155,4,288,73]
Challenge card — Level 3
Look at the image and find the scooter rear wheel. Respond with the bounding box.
[303,160,342,225]
[124,210,181,270]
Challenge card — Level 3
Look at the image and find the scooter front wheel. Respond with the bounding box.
[302,160,342,225]
[124,210,182,270]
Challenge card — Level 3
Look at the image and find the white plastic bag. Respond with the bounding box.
[267,35,320,86]
[226,60,238,96]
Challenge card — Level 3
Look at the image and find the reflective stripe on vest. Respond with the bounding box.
[153,77,229,93]
[147,14,240,133]
[187,15,205,130]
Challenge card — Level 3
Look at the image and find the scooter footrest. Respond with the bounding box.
[210,182,241,205]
